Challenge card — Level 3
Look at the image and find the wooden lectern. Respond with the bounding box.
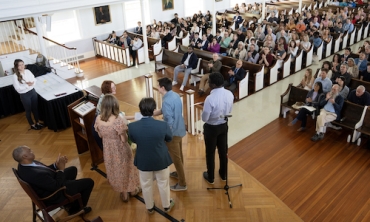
[67,87,103,167]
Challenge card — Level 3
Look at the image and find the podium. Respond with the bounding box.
[67,92,103,167]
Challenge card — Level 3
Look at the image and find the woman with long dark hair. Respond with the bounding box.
[12,59,43,130]
[289,82,325,131]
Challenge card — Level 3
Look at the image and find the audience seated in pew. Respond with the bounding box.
[207,38,220,53]
[348,85,370,106]
[311,84,344,142]
[337,76,350,99]
[108,31,119,44]
[354,52,367,76]
[197,34,209,50]
[331,64,352,86]
[232,42,247,60]
[298,69,314,90]
[224,60,246,93]
[173,46,199,91]
[134,21,143,35]
[245,44,259,64]
[198,53,222,96]
[258,47,274,74]
[314,68,333,93]
[347,58,359,79]
[162,27,173,47]
[360,62,370,82]
[289,82,325,132]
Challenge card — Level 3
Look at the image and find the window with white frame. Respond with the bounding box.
[184,0,204,17]
[45,10,81,43]
[124,0,151,29]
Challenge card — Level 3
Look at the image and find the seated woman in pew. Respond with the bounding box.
[228,34,240,56]
[331,54,341,74]
[232,42,247,60]
[258,47,274,75]
[208,38,221,53]
[254,25,265,42]
[220,14,230,29]
[298,69,314,90]
[357,40,370,54]
[288,82,325,132]
[239,3,247,13]
[263,35,275,53]
[288,40,298,62]
[271,43,286,70]
[347,58,360,79]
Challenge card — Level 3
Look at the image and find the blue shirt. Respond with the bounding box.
[161,90,186,137]
[202,87,234,125]
[324,100,336,113]
[314,77,332,93]
[313,37,322,48]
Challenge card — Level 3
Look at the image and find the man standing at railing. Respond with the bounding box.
[130,35,142,67]
[154,77,187,191]
[202,73,233,184]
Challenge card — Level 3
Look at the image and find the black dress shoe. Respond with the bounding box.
[30,125,41,130]
[203,172,214,184]
[219,170,226,181]
[68,206,92,215]
[36,123,44,128]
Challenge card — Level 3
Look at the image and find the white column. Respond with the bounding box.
[33,16,47,56]
[262,0,266,20]
[299,0,302,13]
[212,1,217,35]
[140,0,150,64]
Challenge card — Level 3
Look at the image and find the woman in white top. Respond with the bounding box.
[300,35,311,52]
[288,40,298,60]
[12,59,43,130]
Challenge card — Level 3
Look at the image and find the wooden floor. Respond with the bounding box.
[229,114,370,222]
[0,112,300,221]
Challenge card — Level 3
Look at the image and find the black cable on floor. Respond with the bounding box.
[91,166,184,222]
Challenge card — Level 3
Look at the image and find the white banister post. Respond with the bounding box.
[145,74,153,97]
[262,0,266,20]
[299,0,302,13]
[33,16,48,56]
[186,89,195,135]
[212,0,216,35]
[140,0,150,64]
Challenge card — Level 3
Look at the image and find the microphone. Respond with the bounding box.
[220,115,232,118]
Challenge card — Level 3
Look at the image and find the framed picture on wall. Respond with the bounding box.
[94,5,112,25]
[162,0,174,11]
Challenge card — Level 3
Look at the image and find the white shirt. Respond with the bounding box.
[132,38,143,50]
[184,53,192,66]
[13,69,36,94]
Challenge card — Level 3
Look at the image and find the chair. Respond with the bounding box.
[12,168,88,222]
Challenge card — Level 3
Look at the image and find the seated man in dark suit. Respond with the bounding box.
[224,60,246,93]
[196,34,209,50]
[13,145,94,215]
[190,32,202,48]
[348,85,370,106]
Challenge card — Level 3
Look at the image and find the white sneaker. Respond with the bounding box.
[172,81,178,86]
[180,85,184,91]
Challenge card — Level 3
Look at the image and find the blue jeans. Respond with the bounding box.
[173,65,192,87]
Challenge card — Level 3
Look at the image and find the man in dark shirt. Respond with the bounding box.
[237,29,246,43]
[360,62,370,82]
[348,86,370,106]
[331,64,352,86]
[170,13,179,25]
[224,60,246,93]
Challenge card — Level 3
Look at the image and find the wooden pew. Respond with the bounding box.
[176,44,264,96]
[126,31,162,60]
[280,83,309,118]
[348,78,370,92]
[331,101,367,143]
[356,106,370,145]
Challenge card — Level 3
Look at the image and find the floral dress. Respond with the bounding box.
[95,116,140,193]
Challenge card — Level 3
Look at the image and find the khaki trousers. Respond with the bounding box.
[166,136,186,186]
[199,73,210,92]
[316,109,337,133]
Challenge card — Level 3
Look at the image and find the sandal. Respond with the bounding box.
[120,192,129,202]
[130,187,142,197]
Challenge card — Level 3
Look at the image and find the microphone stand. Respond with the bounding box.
[207,115,242,208]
